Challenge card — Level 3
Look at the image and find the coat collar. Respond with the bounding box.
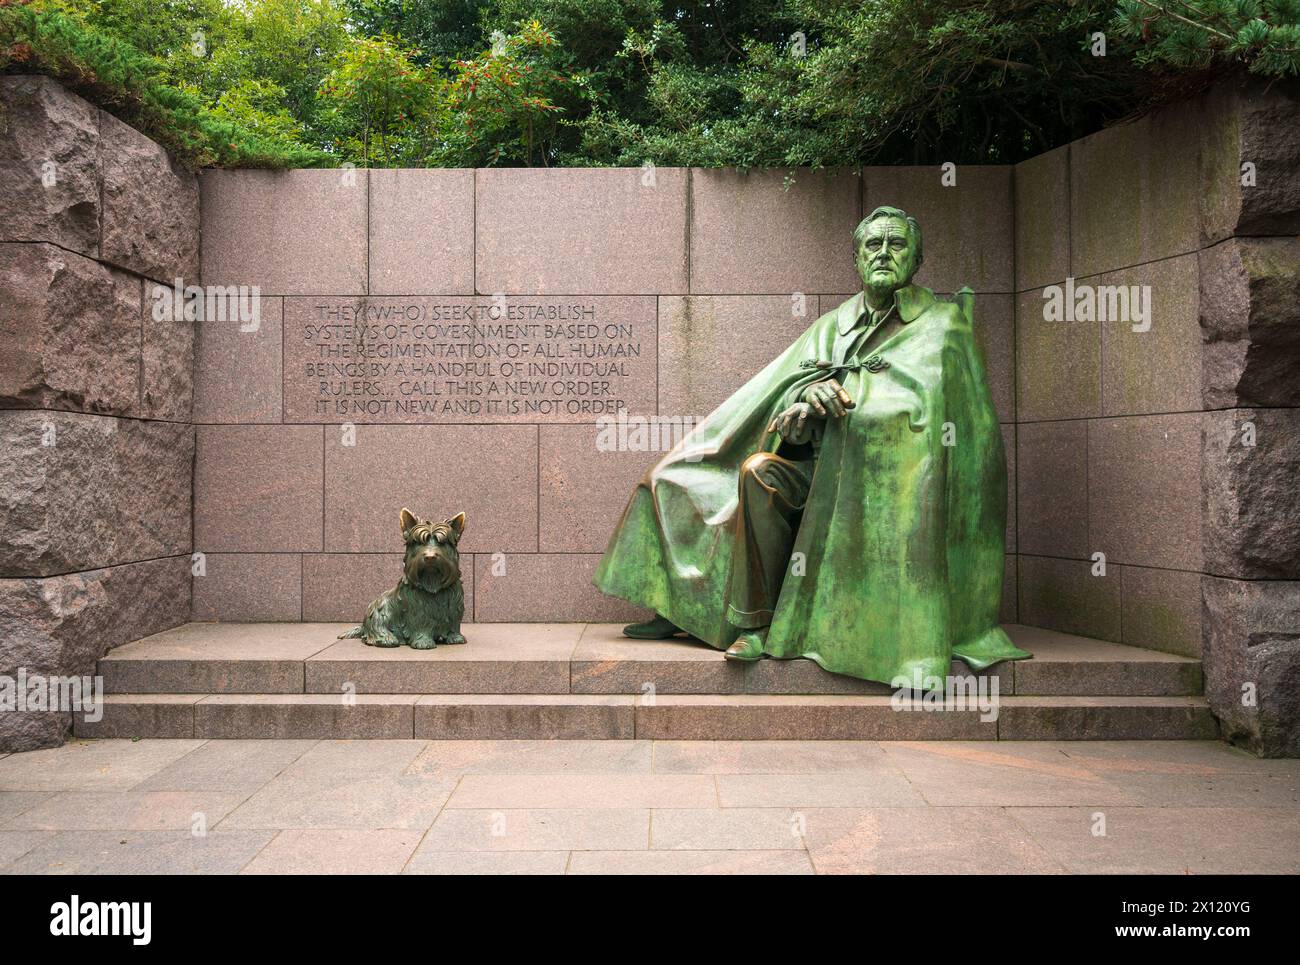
[836,284,937,335]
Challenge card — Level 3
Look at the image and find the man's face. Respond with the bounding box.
[856,217,919,293]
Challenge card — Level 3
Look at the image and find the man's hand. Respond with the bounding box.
[766,403,820,444]
[802,378,855,418]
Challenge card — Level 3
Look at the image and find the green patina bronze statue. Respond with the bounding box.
[340,509,467,649]
[593,205,1029,686]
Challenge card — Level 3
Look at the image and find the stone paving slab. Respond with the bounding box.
[649,807,810,850]
[879,742,1143,807]
[714,771,926,808]
[1057,739,1300,775]
[1,790,248,831]
[446,773,718,810]
[1004,806,1300,874]
[406,739,651,778]
[0,791,55,824]
[800,806,1067,874]
[240,829,424,875]
[417,807,649,852]
[650,740,889,774]
[216,773,452,831]
[132,740,318,792]
[0,739,1296,874]
[2,829,275,874]
[566,849,815,874]
[0,738,206,791]
[0,830,56,868]
[403,850,571,874]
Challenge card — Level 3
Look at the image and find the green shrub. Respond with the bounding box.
[0,0,331,168]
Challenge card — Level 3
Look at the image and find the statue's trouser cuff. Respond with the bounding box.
[725,451,814,631]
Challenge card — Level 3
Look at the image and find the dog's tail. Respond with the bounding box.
[338,626,364,640]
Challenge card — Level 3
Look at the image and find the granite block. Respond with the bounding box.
[369,168,474,294]
[1016,420,1088,559]
[1099,254,1200,416]
[539,425,660,553]
[194,425,324,553]
[476,167,687,294]
[1015,287,1102,422]
[1014,144,1070,291]
[322,424,535,553]
[1018,554,1121,643]
[0,411,192,576]
[0,244,141,416]
[98,108,199,283]
[193,296,283,423]
[658,294,815,417]
[1088,414,1203,571]
[0,76,101,256]
[477,553,647,622]
[690,168,861,294]
[191,553,303,622]
[200,169,367,295]
[415,695,636,740]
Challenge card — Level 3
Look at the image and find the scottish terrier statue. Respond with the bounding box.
[339,508,467,649]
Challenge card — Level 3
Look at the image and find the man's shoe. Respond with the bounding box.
[725,629,767,662]
[622,614,683,639]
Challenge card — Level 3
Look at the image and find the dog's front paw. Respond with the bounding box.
[443,632,467,645]
[409,637,438,650]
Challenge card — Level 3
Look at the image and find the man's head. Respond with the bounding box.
[854,206,922,297]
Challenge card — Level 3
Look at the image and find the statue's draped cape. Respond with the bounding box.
[592,285,1029,685]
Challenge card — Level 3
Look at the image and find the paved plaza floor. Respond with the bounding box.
[1,738,1297,874]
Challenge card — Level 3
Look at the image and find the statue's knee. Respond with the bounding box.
[740,452,774,484]
[739,453,780,499]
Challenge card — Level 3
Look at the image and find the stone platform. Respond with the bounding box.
[79,624,1216,742]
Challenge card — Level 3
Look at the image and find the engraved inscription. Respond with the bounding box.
[283,296,657,423]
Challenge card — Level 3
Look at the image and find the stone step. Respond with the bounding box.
[97,622,1204,697]
[75,693,1217,742]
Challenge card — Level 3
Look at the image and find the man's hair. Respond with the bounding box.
[853,205,923,265]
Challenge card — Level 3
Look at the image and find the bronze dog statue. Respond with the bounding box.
[339,508,466,649]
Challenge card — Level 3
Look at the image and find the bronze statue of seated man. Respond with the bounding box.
[593,205,1028,686]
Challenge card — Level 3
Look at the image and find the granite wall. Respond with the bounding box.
[1012,78,1300,754]
[0,76,198,749]
[191,164,1018,627]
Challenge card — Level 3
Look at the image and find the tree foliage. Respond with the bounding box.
[2,0,1296,169]
[1113,0,1300,75]
[0,0,328,167]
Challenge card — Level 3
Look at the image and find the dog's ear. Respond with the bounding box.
[446,512,466,541]
[399,507,418,535]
